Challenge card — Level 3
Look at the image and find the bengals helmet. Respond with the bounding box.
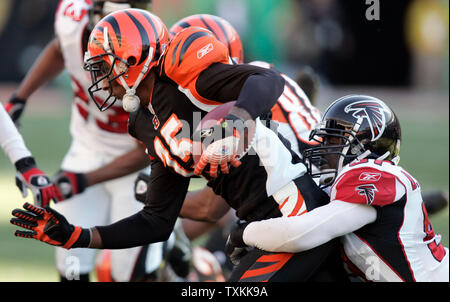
[84,8,169,111]
[302,95,401,187]
[169,14,244,64]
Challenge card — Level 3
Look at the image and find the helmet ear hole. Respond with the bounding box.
[127,56,137,66]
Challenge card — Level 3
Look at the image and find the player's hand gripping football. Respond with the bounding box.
[10,202,89,249]
[194,114,243,178]
[4,94,26,127]
[15,157,60,207]
[52,170,88,201]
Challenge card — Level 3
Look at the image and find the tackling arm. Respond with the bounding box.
[241,200,377,253]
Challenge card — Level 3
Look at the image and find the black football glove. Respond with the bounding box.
[225,221,250,266]
[10,202,91,249]
[15,156,60,207]
[52,170,88,201]
[4,94,27,127]
[134,172,150,203]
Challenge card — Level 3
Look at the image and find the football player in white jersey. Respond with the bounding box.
[0,105,59,207]
[228,95,449,282]
[4,0,163,282]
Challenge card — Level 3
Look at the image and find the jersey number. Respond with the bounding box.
[154,114,194,177]
[422,203,446,262]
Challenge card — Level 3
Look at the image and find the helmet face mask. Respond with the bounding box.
[302,95,401,187]
[304,125,365,187]
[84,51,130,111]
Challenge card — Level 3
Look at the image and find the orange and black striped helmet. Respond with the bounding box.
[169,14,244,64]
[84,8,169,111]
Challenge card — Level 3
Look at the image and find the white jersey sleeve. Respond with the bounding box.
[242,200,376,253]
[0,105,32,164]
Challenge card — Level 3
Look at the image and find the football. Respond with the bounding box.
[192,101,256,172]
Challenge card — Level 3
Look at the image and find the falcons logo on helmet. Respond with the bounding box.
[355,184,378,205]
[344,100,389,141]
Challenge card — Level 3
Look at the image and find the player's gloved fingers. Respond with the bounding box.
[194,156,208,175]
[220,161,229,174]
[40,187,55,207]
[52,185,65,202]
[48,186,61,204]
[14,230,37,239]
[22,202,46,217]
[11,208,39,222]
[230,155,242,168]
[208,162,219,178]
[10,217,37,230]
[44,206,65,222]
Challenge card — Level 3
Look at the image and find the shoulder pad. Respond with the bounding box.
[163,27,230,88]
[330,160,405,206]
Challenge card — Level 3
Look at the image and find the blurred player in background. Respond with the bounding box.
[4,0,164,282]
[227,95,449,282]
[0,105,59,207]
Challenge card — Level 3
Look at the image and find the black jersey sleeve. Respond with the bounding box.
[196,63,285,119]
[95,160,190,249]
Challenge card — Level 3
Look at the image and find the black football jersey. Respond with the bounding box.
[96,26,326,249]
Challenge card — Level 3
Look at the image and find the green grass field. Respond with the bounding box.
[0,106,448,282]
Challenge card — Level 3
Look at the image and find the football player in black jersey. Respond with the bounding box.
[10,9,349,281]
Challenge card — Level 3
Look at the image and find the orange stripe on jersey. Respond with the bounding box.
[278,197,290,211]
[239,253,293,281]
[288,188,305,217]
[284,77,320,125]
[270,103,289,124]
[282,91,312,130]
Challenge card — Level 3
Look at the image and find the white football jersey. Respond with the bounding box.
[54,0,138,164]
[330,159,448,282]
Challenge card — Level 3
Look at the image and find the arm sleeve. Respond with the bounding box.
[196,63,285,119]
[0,105,32,164]
[95,160,190,249]
[242,200,377,253]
